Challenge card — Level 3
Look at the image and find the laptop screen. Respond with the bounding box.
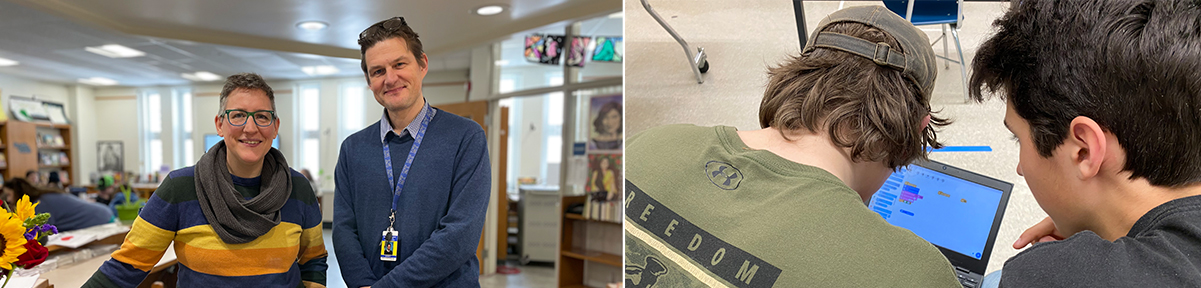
[868,164,1005,260]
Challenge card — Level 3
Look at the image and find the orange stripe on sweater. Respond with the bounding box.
[176,243,301,276]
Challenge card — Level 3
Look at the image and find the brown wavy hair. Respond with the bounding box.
[759,22,949,169]
[4,177,61,204]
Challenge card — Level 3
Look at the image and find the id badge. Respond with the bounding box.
[380,228,399,261]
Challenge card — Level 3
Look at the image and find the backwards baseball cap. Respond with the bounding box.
[802,5,937,96]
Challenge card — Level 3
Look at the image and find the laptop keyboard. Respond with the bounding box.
[956,271,980,288]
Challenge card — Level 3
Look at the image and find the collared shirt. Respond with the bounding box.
[379,101,436,143]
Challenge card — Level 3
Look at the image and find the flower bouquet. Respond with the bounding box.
[0,195,57,287]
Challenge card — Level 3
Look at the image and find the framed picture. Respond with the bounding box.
[566,36,591,67]
[98,141,123,173]
[591,36,623,62]
[9,95,49,122]
[584,154,622,199]
[523,34,566,65]
[587,94,623,153]
[42,101,69,124]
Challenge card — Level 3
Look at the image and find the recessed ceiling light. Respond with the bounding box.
[301,65,340,76]
[78,77,118,86]
[297,21,328,31]
[608,12,623,18]
[0,57,17,67]
[494,60,509,66]
[475,5,505,16]
[85,44,145,58]
[182,71,222,82]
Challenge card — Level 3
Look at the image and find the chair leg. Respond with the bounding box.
[942,24,950,69]
[951,24,969,102]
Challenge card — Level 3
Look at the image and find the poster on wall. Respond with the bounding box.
[585,154,622,199]
[591,36,623,62]
[523,34,544,63]
[9,96,50,122]
[566,37,591,67]
[587,94,623,153]
[523,34,565,65]
[98,141,123,173]
[43,101,69,124]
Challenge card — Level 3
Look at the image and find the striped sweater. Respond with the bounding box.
[83,167,328,288]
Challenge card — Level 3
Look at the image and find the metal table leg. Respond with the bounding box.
[641,0,709,84]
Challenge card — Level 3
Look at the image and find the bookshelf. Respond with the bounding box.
[0,121,74,182]
[558,195,622,287]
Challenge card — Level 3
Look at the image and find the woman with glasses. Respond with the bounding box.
[84,73,328,288]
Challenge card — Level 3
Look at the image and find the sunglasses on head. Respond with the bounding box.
[359,16,407,41]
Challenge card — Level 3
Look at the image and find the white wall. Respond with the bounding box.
[85,72,469,187]
[93,88,141,178]
[67,85,97,185]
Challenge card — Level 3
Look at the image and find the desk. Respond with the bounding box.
[40,244,177,288]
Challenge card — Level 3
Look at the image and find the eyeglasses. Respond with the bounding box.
[359,17,407,42]
[222,109,276,127]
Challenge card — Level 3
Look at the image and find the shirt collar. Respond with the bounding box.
[379,100,435,143]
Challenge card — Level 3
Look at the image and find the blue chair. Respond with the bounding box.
[883,0,968,102]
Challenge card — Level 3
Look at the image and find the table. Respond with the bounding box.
[41,244,177,288]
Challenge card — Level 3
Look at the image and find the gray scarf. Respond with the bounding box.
[194,141,292,244]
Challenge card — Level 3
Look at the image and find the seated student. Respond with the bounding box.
[94,176,116,206]
[46,171,66,190]
[25,170,40,185]
[83,73,326,288]
[3,177,113,231]
[967,1,1201,287]
[623,6,958,287]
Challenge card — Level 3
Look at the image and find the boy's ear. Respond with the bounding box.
[1066,116,1108,180]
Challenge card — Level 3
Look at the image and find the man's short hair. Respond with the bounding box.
[759,22,949,169]
[218,73,276,115]
[358,17,426,74]
[969,0,1201,187]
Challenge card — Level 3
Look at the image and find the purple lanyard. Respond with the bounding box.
[383,105,433,227]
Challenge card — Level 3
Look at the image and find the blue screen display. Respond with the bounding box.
[868,165,1003,259]
[204,134,279,152]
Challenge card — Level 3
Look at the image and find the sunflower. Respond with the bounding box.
[0,212,26,270]
[14,195,37,223]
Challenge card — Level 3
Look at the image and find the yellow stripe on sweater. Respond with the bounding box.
[177,243,300,276]
[176,222,302,250]
[298,225,327,264]
[125,217,175,251]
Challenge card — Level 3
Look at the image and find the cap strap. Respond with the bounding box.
[810,32,908,71]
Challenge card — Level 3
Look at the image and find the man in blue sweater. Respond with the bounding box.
[334,16,491,288]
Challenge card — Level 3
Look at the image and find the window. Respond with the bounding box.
[339,82,366,143]
[499,76,517,94]
[173,88,194,168]
[140,91,164,173]
[295,83,321,173]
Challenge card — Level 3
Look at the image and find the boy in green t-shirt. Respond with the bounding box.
[625,5,960,287]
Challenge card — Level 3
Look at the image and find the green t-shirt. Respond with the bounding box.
[624,125,960,288]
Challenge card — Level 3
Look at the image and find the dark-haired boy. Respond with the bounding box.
[969,0,1201,287]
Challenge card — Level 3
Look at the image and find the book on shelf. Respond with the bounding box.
[0,153,6,167]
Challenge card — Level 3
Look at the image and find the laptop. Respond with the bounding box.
[868,159,1014,288]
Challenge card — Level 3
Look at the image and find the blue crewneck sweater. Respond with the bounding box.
[333,108,491,287]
